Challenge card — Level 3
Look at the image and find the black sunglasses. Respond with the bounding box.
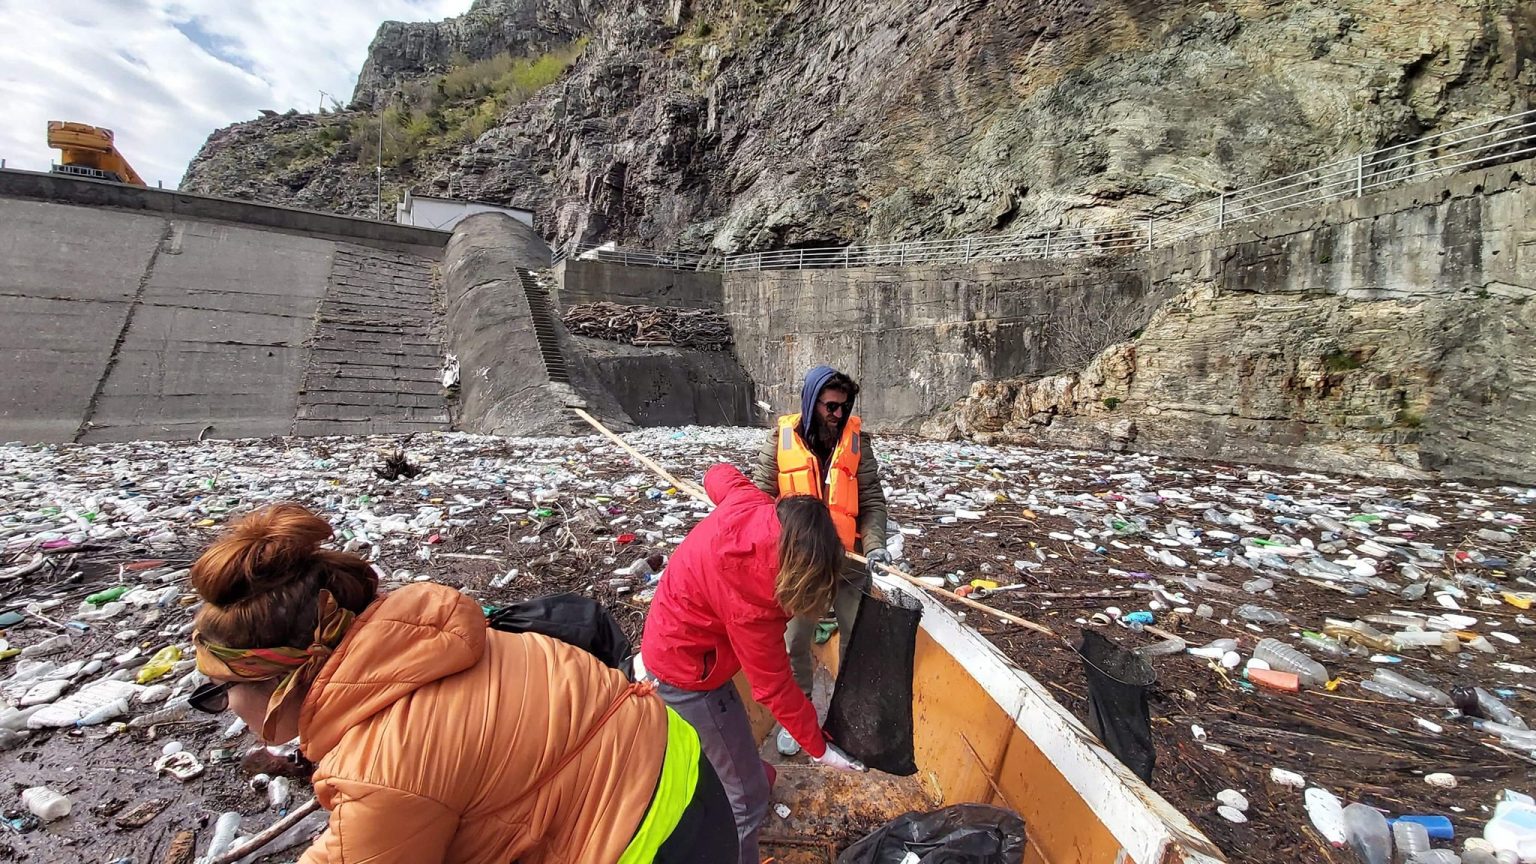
[190,681,234,714]
[818,400,849,415]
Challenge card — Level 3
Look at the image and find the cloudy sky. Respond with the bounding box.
[0,0,474,187]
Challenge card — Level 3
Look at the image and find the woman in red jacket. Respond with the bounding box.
[641,464,866,864]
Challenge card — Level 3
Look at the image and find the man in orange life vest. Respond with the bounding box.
[751,365,889,757]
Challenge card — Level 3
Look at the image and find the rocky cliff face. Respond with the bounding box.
[182,0,1533,253]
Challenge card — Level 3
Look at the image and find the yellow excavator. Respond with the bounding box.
[46,121,146,186]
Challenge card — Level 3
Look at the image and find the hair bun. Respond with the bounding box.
[191,503,334,606]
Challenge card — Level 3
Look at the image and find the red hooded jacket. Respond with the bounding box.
[640,464,827,757]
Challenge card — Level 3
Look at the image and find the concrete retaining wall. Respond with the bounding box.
[722,257,1154,428]
[553,259,723,310]
[0,195,447,443]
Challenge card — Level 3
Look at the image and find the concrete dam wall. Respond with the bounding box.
[0,172,453,443]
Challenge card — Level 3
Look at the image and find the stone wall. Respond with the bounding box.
[924,158,1536,482]
[721,256,1156,426]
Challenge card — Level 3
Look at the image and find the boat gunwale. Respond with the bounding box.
[876,571,1228,864]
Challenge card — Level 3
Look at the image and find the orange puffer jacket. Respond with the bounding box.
[296,582,666,864]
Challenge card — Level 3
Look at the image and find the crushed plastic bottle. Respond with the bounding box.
[134,645,182,684]
[206,811,242,859]
[1394,819,1432,863]
[1373,669,1453,707]
[1189,638,1239,659]
[1236,604,1289,625]
[1345,803,1392,864]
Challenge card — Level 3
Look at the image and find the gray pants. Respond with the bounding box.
[657,680,767,864]
[784,565,869,697]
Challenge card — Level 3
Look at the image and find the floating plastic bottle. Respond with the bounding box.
[1374,670,1453,707]
[207,811,242,860]
[21,786,71,821]
[127,699,190,728]
[1394,819,1432,863]
[268,776,292,812]
[1394,631,1460,653]
[1407,852,1461,864]
[1236,604,1289,625]
[1189,638,1238,659]
[1325,620,1398,652]
[1254,639,1329,687]
[1475,688,1528,730]
[1345,803,1392,864]
[1363,677,1419,703]
[1301,631,1354,658]
[85,585,130,607]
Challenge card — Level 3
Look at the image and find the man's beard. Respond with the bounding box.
[809,412,843,451]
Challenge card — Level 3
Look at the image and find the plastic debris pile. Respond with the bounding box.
[561,302,732,351]
[0,430,747,862]
[873,439,1536,864]
[3,430,1535,864]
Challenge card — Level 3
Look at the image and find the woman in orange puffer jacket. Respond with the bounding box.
[186,503,736,864]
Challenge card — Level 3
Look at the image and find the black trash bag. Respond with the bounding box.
[824,588,921,776]
[487,593,631,671]
[837,803,1026,864]
[1077,628,1157,783]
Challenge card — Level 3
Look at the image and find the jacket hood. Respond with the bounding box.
[799,365,843,437]
[300,582,486,761]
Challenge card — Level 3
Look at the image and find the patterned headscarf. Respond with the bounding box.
[193,589,357,741]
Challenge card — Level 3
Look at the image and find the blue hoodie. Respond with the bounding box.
[799,365,846,439]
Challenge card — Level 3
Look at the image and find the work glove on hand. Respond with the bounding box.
[863,548,891,570]
[813,742,867,773]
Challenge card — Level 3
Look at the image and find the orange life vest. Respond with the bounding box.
[775,413,861,551]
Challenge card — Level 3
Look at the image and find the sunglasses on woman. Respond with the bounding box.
[190,680,234,714]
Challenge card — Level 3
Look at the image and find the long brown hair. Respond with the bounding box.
[774,496,844,617]
[191,503,378,651]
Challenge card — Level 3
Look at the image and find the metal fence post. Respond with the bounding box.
[1043,231,1051,258]
[964,237,972,263]
[1217,193,1226,229]
[798,249,805,270]
[1355,154,1364,197]
[1146,218,1155,250]
[899,243,907,266]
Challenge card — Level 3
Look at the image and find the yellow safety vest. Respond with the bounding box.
[775,413,861,551]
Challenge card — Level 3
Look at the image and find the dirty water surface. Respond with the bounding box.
[1,429,1532,863]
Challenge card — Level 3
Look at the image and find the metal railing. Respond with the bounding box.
[551,242,710,271]
[551,109,1536,273]
[1150,108,1536,244]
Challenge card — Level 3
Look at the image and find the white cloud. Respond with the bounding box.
[0,0,475,187]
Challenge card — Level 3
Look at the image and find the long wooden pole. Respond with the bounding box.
[571,408,1061,641]
[572,408,707,500]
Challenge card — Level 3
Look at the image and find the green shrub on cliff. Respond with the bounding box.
[349,38,589,169]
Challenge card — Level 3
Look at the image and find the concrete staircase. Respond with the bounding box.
[516,267,570,384]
